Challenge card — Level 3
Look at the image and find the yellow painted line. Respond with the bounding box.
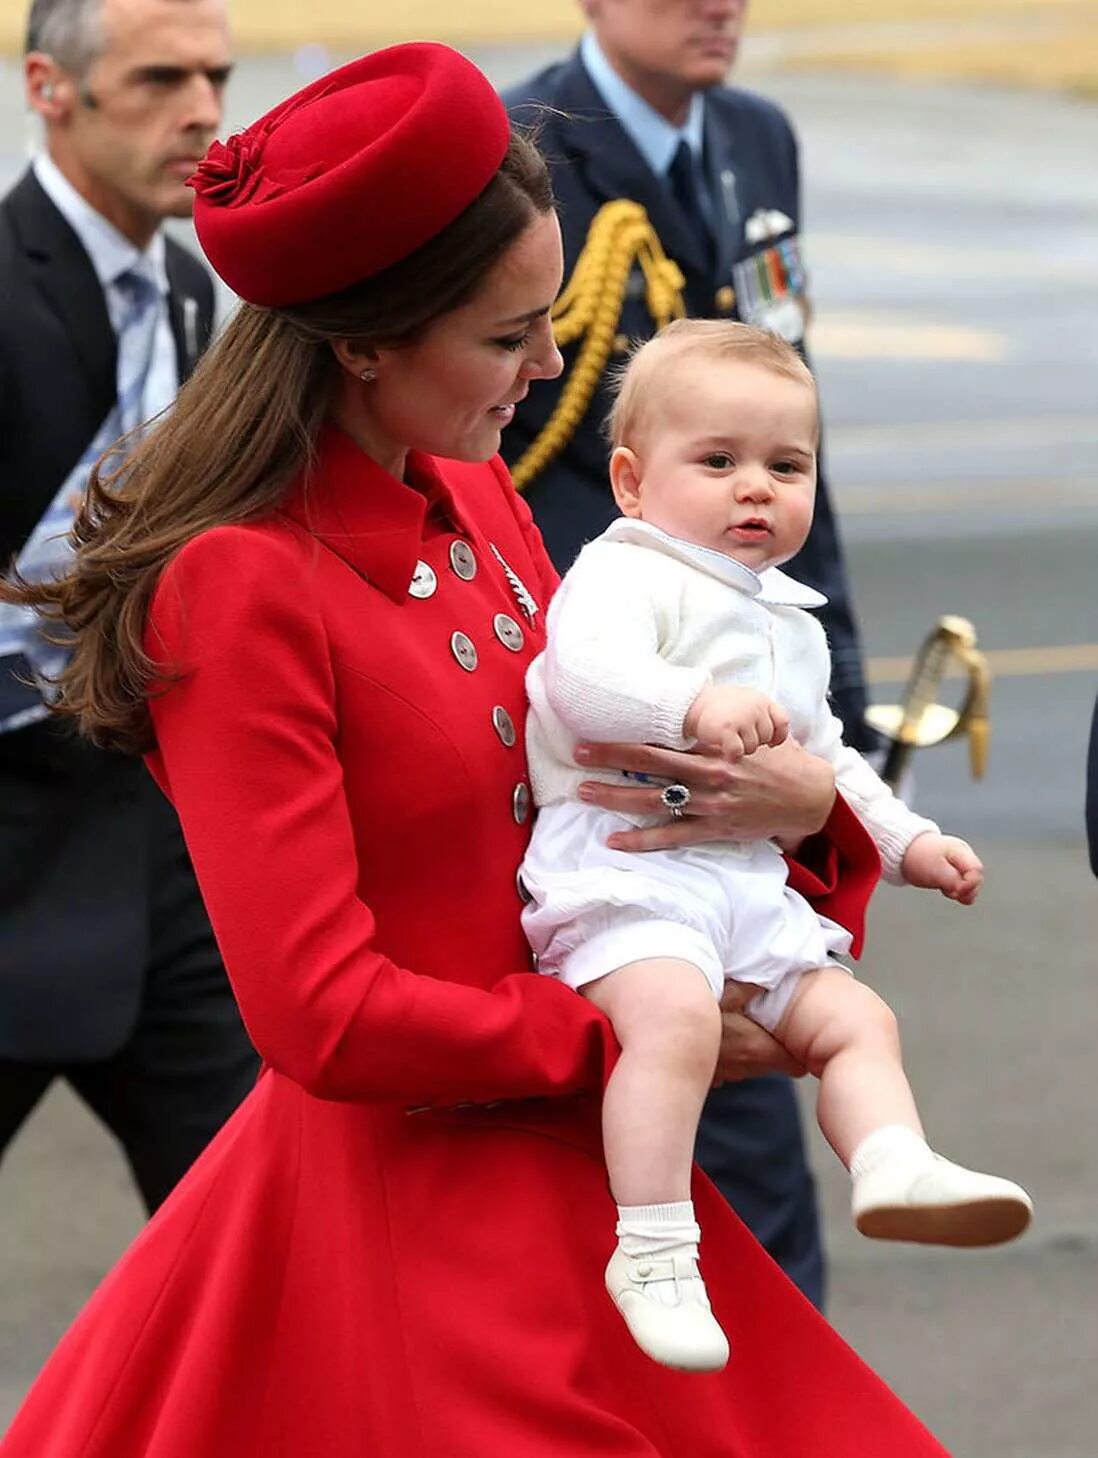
[810,316,1006,362]
[868,642,1098,684]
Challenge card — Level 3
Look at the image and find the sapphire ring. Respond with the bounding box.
[660,783,692,820]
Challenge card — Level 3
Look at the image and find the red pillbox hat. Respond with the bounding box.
[189,43,511,308]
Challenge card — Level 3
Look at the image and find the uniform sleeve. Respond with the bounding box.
[542,549,710,747]
[146,527,618,1108]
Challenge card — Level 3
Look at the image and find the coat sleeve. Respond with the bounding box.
[145,526,618,1108]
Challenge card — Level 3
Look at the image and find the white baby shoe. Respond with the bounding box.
[853,1151,1033,1247]
[605,1245,730,1372]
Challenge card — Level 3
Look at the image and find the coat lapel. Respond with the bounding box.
[165,245,207,383]
[702,99,747,284]
[545,53,713,279]
[7,170,115,405]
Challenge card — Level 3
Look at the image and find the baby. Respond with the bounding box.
[520,319,1032,1374]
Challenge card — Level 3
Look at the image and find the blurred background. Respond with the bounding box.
[2,4,1096,1454]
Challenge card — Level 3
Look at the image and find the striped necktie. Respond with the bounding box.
[0,263,162,730]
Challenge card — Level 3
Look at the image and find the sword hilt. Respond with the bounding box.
[866,616,991,791]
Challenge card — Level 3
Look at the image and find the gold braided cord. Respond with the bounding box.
[510,200,686,492]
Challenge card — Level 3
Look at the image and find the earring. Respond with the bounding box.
[359,368,377,383]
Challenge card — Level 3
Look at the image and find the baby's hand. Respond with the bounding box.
[901,832,984,905]
[683,684,790,761]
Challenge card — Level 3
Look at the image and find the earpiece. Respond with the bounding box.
[41,82,55,101]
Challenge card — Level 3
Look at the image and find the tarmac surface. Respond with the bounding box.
[1,48,1097,1457]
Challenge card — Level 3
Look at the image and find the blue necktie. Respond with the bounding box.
[667,139,714,270]
[0,263,161,730]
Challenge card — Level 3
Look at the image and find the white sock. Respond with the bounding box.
[615,1201,700,1258]
[615,1202,702,1309]
[849,1125,932,1181]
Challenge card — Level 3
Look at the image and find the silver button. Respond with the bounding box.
[493,613,525,653]
[408,560,437,599]
[516,869,533,904]
[492,705,517,748]
[449,541,477,581]
[512,782,530,824]
[450,631,478,672]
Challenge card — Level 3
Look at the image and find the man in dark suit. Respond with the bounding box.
[503,0,880,1307]
[0,0,257,1213]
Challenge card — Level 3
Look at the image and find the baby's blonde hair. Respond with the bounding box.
[606,319,817,449]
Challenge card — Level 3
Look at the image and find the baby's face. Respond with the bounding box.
[615,357,818,571]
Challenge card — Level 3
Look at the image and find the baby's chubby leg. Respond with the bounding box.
[583,958,720,1205]
[771,968,920,1166]
[773,970,1032,1247]
[583,958,729,1372]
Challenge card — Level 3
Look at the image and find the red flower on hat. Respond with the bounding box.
[189,132,266,206]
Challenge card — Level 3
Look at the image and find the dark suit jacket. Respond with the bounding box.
[0,169,216,1060]
[502,53,875,751]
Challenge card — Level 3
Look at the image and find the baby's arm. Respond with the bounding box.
[543,547,711,747]
[797,617,979,895]
[806,717,982,900]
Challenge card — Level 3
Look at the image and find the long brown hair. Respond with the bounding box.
[2,129,552,755]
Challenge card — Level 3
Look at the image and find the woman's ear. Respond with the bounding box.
[609,446,643,517]
[330,339,380,381]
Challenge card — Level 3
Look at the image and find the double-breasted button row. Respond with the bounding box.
[408,539,477,598]
[448,620,525,670]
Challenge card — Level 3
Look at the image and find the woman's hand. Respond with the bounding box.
[714,982,806,1083]
[575,736,836,852]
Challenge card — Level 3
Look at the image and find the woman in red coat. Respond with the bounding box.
[1,44,944,1458]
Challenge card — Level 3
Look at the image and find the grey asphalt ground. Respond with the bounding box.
[1,44,1096,1457]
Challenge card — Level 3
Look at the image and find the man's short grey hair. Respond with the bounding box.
[25,0,104,72]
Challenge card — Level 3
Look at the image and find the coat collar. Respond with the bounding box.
[281,424,474,603]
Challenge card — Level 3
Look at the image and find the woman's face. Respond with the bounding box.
[350,210,565,472]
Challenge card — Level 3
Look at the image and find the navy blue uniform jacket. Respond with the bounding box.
[502,52,875,751]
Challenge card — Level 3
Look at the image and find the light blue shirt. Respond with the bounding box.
[579,30,716,234]
[33,153,178,421]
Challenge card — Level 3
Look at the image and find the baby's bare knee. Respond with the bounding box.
[633,978,721,1067]
[786,974,902,1071]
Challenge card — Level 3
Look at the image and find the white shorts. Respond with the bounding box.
[520,802,853,1032]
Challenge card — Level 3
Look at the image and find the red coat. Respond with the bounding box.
[2,427,933,1458]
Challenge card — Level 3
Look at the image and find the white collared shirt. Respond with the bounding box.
[525,517,937,881]
[580,32,714,226]
[34,153,179,422]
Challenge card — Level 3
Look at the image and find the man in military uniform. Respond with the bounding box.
[503,0,878,1307]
